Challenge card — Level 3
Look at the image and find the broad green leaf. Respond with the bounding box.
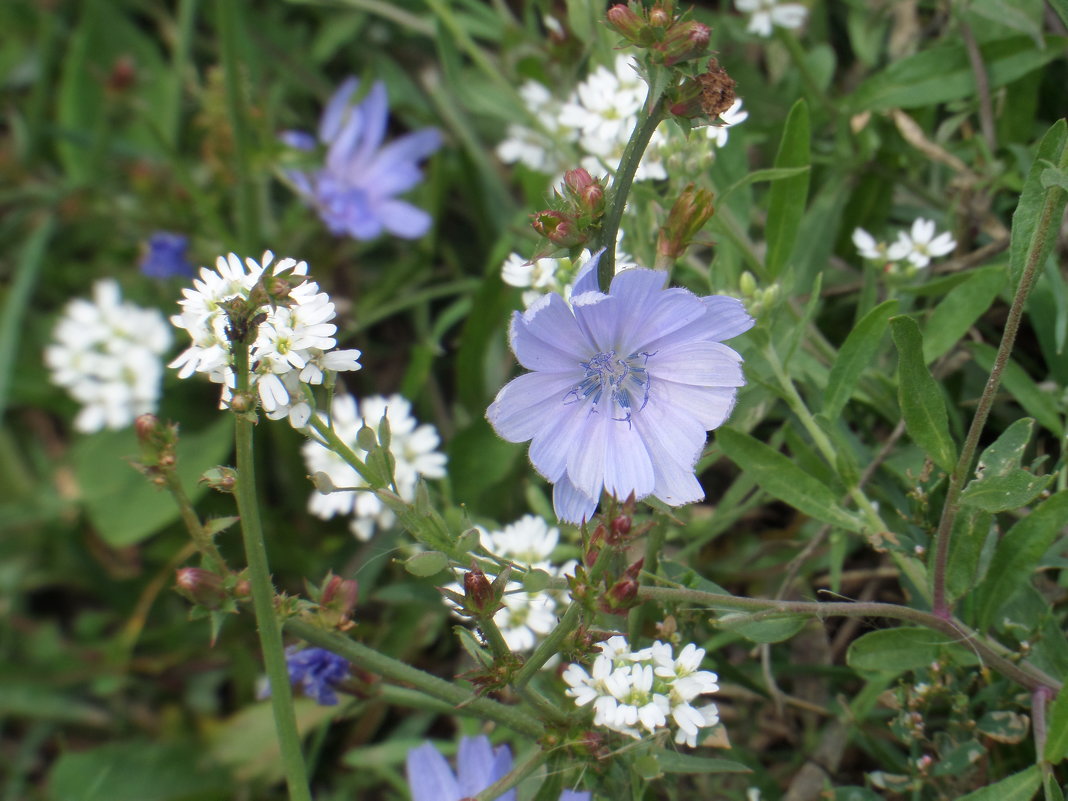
[1044,682,1068,762]
[1009,120,1068,285]
[975,490,1068,628]
[716,428,864,533]
[922,266,1007,363]
[1052,0,1068,27]
[715,612,807,643]
[823,299,898,418]
[72,415,234,547]
[957,765,1041,801]
[961,418,1053,512]
[976,710,1030,744]
[945,503,994,602]
[846,627,979,676]
[931,738,986,776]
[404,550,450,577]
[849,36,1067,111]
[764,99,811,279]
[654,750,752,774]
[49,741,231,801]
[890,316,957,473]
[967,342,1064,436]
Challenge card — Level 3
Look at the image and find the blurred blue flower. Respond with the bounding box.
[284,647,350,706]
[140,232,193,278]
[406,736,589,801]
[282,78,442,241]
[486,255,753,524]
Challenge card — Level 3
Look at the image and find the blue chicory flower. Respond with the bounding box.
[283,646,350,706]
[281,78,442,241]
[486,256,754,524]
[140,231,193,278]
[406,736,589,801]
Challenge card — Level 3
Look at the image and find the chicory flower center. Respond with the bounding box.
[568,349,652,423]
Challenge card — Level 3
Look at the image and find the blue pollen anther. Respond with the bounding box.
[564,349,653,423]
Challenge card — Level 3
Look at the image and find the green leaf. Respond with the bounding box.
[957,765,1041,801]
[722,165,811,200]
[823,299,898,418]
[716,428,864,533]
[846,627,979,676]
[849,36,1067,111]
[764,99,811,279]
[945,503,995,602]
[715,611,807,643]
[922,266,1008,364]
[1009,120,1068,285]
[890,316,957,473]
[72,415,234,547]
[961,419,1053,512]
[975,490,1068,629]
[967,342,1064,437]
[976,710,1030,744]
[49,741,231,801]
[404,551,450,577]
[0,682,108,726]
[1044,683,1068,763]
[931,738,986,776]
[654,750,752,774]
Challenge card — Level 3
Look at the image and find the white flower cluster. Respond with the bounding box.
[302,393,447,541]
[497,55,747,181]
[735,0,808,38]
[168,251,362,427]
[45,280,172,433]
[853,218,956,273]
[446,515,577,653]
[563,636,720,747]
[500,242,637,308]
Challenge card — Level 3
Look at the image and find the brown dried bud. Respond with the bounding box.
[228,391,256,413]
[698,59,737,120]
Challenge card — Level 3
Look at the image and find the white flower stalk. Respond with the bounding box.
[563,636,720,746]
[45,279,172,433]
[444,515,577,653]
[302,393,447,541]
[168,251,361,427]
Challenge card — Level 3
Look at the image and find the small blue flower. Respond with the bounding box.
[406,736,589,801]
[282,78,442,241]
[486,255,754,524]
[284,647,350,706]
[140,232,193,278]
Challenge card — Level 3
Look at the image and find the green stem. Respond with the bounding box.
[473,747,548,801]
[216,1,258,252]
[163,470,225,567]
[0,216,53,423]
[165,0,197,148]
[640,586,1060,693]
[232,346,312,801]
[931,139,1068,617]
[597,100,669,290]
[513,602,581,690]
[286,619,545,739]
[775,28,835,116]
[307,414,379,486]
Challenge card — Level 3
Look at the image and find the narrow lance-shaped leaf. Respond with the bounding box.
[823,299,898,418]
[764,99,810,279]
[922,266,1007,364]
[889,315,957,473]
[716,428,864,533]
[1009,119,1068,285]
[975,489,1068,629]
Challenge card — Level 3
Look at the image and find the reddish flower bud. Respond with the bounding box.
[463,565,495,615]
[564,168,606,216]
[605,4,646,42]
[321,574,359,625]
[657,20,711,66]
[107,56,136,93]
[175,568,227,609]
[532,210,586,247]
[648,4,672,27]
[657,184,715,262]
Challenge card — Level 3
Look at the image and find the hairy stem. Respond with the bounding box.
[597,99,668,290]
[639,586,1061,693]
[931,138,1068,616]
[232,346,313,801]
[163,469,226,567]
[286,619,545,739]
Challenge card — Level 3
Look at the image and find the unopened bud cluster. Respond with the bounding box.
[563,635,721,746]
[606,2,711,67]
[531,168,607,248]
